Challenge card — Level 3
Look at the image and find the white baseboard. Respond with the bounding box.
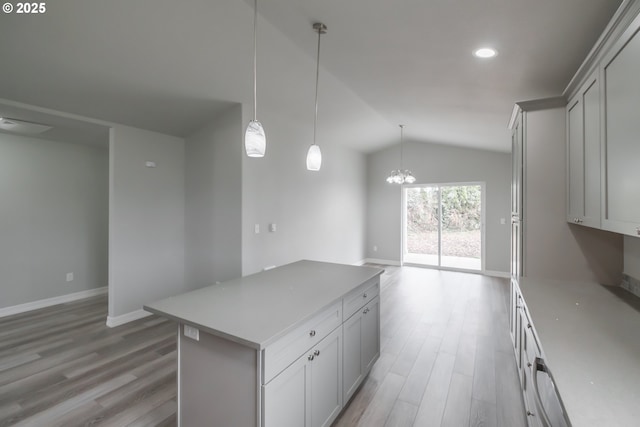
[364,258,401,266]
[106,308,153,328]
[352,259,367,266]
[0,287,107,318]
[483,270,510,278]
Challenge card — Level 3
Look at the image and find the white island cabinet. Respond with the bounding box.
[144,260,384,427]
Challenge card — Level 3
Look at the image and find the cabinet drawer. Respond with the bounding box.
[343,278,379,320]
[263,301,342,384]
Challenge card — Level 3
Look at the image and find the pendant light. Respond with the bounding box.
[386,125,416,184]
[307,23,327,171]
[245,0,266,158]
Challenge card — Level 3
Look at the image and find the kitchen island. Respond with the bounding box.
[144,260,384,427]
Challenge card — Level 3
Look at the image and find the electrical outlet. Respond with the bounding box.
[373,245,378,252]
[66,272,74,282]
[184,325,199,341]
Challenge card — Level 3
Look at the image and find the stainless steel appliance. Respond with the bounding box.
[532,357,572,427]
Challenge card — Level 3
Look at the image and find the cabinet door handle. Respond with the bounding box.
[527,323,532,329]
[309,330,316,337]
[308,354,314,361]
[363,308,369,314]
[363,293,368,298]
[527,411,535,417]
[314,350,320,356]
[527,362,532,368]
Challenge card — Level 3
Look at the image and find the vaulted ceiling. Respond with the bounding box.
[0,0,622,152]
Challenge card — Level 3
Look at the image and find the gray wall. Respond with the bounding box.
[240,118,368,274]
[108,125,185,318]
[624,236,640,280]
[0,133,108,309]
[524,107,622,285]
[238,11,375,275]
[366,141,511,273]
[185,105,243,288]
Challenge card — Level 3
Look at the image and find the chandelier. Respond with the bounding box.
[386,125,415,184]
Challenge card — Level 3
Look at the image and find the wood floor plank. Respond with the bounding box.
[384,400,418,427]
[471,339,496,405]
[389,323,430,377]
[494,351,526,427]
[469,397,498,427]
[126,399,177,427]
[412,352,456,427]
[440,372,473,427]
[357,372,405,426]
[10,374,137,427]
[396,334,441,406]
[454,332,477,377]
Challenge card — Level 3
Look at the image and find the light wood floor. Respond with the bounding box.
[333,265,526,427]
[0,265,526,426]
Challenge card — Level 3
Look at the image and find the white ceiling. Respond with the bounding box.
[0,0,622,153]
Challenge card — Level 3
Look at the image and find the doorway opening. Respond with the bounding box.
[403,183,484,271]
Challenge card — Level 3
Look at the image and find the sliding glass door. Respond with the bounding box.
[403,183,483,271]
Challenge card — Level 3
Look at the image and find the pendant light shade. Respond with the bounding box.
[245,120,266,157]
[386,125,416,184]
[306,144,322,171]
[307,23,327,171]
[245,0,266,158]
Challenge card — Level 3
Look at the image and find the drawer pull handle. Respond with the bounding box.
[309,330,316,337]
[527,362,532,368]
[363,308,369,314]
[363,293,368,298]
[527,411,535,417]
[314,350,320,356]
[308,354,314,361]
[527,323,532,329]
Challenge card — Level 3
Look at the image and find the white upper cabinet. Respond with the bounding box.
[601,12,640,237]
[566,71,601,228]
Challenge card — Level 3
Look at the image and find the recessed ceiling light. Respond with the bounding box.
[474,47,498,58]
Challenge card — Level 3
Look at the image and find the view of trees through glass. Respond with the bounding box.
[405,184,482,269]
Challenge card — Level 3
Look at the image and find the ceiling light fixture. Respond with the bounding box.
[306,23,327,172]
[386,125,415,184]
[474,47,498,58]
[244,0,266,158]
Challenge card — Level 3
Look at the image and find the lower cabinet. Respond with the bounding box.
[263,327,343,427]
[510,280,547,427]
[343,296,380,403]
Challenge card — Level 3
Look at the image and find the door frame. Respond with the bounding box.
[401,181,486,273]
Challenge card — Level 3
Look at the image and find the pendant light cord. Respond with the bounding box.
[253,0,258,120]
[400,124,405,169]
[313,26,322,145]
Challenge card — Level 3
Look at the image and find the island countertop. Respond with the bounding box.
[518,276,640,427]
[144,260,384,350]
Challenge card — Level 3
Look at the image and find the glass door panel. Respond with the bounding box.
[405,187,439,266]
[440,185,482,270]
[404,184,482,271]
